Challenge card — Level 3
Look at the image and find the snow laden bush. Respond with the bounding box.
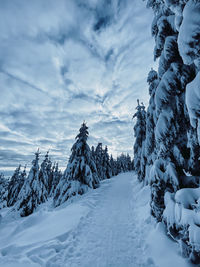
[54,122,100,207]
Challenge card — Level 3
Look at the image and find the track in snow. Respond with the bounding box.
[0,173,156,267]
[46,173,155,267]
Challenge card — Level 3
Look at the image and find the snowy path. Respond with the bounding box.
[0,173,193,267]
[46,173,155,267]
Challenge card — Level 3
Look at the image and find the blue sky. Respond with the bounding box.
[0,0,156,173]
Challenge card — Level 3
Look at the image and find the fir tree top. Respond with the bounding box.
[32,149,40,168]
[13,164,21,177]
[133,100,146,120]
[75,122,89,143]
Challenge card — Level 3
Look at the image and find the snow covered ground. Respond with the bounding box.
[0,172,194,267]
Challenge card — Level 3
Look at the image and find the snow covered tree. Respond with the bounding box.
[54,122,100,207]
[47,155,53,194]
[102,146,112,179]
[144,0,196,221]
[49,163,62,197]
[143,0,200,262]
[144,69,158,181]
[94,143,104,180]
[7,165,21,207]
[38,151,53,195]
[91,146,95,160]
[110,154,117,176]
[133,100,146,181]
[0,173,8,209]
[15,149,48,217]
[115,154,133,173]
[7,165,26,207]
[126,154,133,171]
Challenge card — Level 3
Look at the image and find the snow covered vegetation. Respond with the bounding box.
[1,0,200,265]
[0,122,133,219]
[133,0,200,264]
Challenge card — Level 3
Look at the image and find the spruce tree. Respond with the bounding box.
[127,154,132,171]
[133,100,146,182]
[15,150,48,217]
[91,146,95,160]
[54,122,100,207]
[38,151,52,195]
[0,173,8,209]
[102,146,112,179]
[141,0,200,262]
[94,143,104,180]
[143,0,195,222]
[145,69,158,171]
[7,165,26,207]
[110,154,116,176]
[49,163,62,197]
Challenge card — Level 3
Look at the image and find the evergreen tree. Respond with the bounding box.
[102,146,112,179]
[91,146,95,160]
[54,122,100,207]
[0,173,8,209]
[15,149,48,217]
[140,0,200,262]
[110,154,117,176]
[49,163,62,197]
[144,69,158,174]
[94,143,104,180]
[126,154,133,171]
[187,127,200,176]
[47,155,53,194]
[7,165,26,207]
[115,154,132,173]
[21,165,27,180]
[38,151,50,194]
[143,0,195,222]
[133,100,146,181]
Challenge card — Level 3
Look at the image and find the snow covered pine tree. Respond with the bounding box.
[15,149,48,217]
[0,173,9,209]
[133,100,146,182]
[7,165,26,207]
[54,122,100,207]
[39,151,52,195]
[49,163,62,197]
[102,146,112,179]
[94,142,104,180]
[134,0,200,263]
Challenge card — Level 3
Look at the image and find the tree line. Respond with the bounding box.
[0,122,133,217]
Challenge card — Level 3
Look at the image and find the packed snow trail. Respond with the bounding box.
[46,173,155,267]
[0,173,193,267]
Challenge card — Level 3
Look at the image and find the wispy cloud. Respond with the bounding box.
[0,0,156,172]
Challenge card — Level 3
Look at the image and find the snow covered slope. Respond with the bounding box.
[0,173,193,266]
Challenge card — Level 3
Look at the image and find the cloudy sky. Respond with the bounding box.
[0,0,156,174]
